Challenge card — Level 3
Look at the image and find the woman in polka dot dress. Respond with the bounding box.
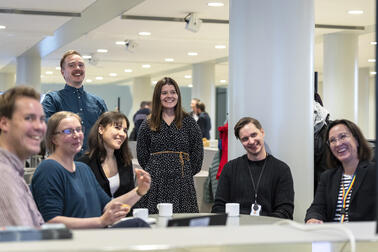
[136,77,204,214]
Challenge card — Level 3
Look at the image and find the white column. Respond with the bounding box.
[131,76,152,126]
[323,33,358,122]
[368,76,376,139]
[357,67,370,136]
[0,72,15,91]
[16,54,41,91]
[192,62,215,139]
[229,0,314,221]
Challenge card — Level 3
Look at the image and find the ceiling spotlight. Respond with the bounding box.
[138,31,151,36]
[55,66,61,70]
[187,52,198,56]
[124,69,133,73]
[82,55,92,59]
[0,25,6,29]
[188,84,193,88]
[184,75,192,79]
[142,64,151,68]
[165,58,174,62]
[185,13,202,33]
[152,81,158,85]
[208,2,224,7]
[116,41,126,45]
[368,59,376,63]
[109,73,118,77]
[86,79,93,83]
[95,76,104,80]
[215,45,226,49]
[348,10,363,15]
[370,41,377,45]
[45,71,53,75]
[97,49,108,53]
[220,80,227,83]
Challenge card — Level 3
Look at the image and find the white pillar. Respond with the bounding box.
[368,76,376,139]
[131,76,152,126]
[229,0,314,221]
[192,62,216,139]
[0,72,15,91]
[323,33,358,122]
[16,54,41,91]
[357,67,370,136]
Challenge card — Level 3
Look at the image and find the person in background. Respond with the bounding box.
[212,117,294,219]
[305,119,375,223]
[0,86,46,227]
[196,101,211,140]
[129,101,151,141]
[32,111,151,229]
[79,111,136,199]
[136,77,203,214]
[190,98,200,121]
[42,50,107,155]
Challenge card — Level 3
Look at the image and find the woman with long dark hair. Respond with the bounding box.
[136,77,203,214]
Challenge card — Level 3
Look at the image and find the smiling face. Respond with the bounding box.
[53,116,84,156]
[99,119,128,151]
[0,97,46,161]
[160,84,178,110]
[328,123,359,165]
[61,54,85,88]
[239,122,266,161]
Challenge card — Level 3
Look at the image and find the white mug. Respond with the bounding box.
[133,208,149,221]
[157,203,173,217]
[225,203,240,217]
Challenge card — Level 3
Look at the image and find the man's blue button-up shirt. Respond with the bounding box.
[42,84,108,154]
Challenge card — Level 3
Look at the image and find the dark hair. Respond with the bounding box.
[314,93,323,106]
[86,111,132,166]
[196,102,206,112]
[326,119,372,168]
[149,77,187,131]
[45,111,81,153]
[60,50,82,69]
[140,101,151,108]
[234,117,263,139]
[0,86,40,120]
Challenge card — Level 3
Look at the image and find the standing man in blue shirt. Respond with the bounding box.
[42,50,108,155]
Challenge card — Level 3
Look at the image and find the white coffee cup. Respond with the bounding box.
[225,203,240,217]
[157,203,173,217]
[133,208,149,220]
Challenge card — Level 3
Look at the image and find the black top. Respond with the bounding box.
[78,153,135,198]
[305,160,376,222]
[212,154,294,219]
[197,112,211,140]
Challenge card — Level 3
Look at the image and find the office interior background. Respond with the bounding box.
[0,0,376,221]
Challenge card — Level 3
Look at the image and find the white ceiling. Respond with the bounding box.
[0,0,376,87]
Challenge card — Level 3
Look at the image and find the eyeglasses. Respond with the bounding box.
[55,127,84,136]
[327,133,351,146]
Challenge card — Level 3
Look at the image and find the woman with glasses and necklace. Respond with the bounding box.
[31,111,151,228]
[305,119,375,223]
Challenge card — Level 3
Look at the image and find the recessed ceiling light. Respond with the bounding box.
[370,71,376,75]
[220,80,227,83]
[348,10,363,15]
[82,55,92,59]
[152,81,158,85]
[109,73,117,77]
[40,75,45,78]
[0,25,6,29]
[124,69,133,73]
[138,31,151,36]
[45,71,53,75]
[115,41,126,45]
[55,66,61,70]
[188,84,193,88]
[165,58,174,62]
[215,45,226,49]
[142,64,151,68]
[97,49,108,53]
[86,79,93,83]
[370,41,377,45]
[184,75,192,79]
[368,59,376,63]
[208,2,224,7]
[95,76,104,80]
[187,52,198,56]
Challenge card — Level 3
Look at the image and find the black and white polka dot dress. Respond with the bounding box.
[136,115,204,214]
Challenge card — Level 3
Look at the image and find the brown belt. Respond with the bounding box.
[151,151,189,177]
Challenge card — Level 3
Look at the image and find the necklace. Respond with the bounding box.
[247,153,268,206]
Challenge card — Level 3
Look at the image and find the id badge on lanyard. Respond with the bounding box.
[250,203,261,216]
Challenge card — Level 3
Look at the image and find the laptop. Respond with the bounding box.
[167,214,228,227]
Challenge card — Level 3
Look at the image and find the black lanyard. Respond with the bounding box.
[247,154,268,204]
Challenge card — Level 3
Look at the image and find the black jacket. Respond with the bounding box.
[78,153,135,198]
[305,160,376,222]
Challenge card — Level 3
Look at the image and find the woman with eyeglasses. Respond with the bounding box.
[78,111,136,199]
[31,111,151,229]
[305,119,375,223]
